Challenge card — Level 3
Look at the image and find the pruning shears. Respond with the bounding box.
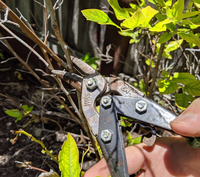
[52,57,200,177]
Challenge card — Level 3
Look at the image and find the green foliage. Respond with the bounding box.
[81,9,120,29]
[158,72,200,109]
[175,94,195,110]
[59,133,79,177]
[81,53,100,70]
[5,105,33,122]
[145,59,155,68]
[120,116,133,127]
[107,0,130,20]
[127,131,142,146]
[82,0,200,56]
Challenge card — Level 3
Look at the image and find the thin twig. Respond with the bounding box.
[1,56,17,64]
[148,43,165,98]
[0,1,68,69]
[45,0,73,72]
[16,8,34,32]
[0,24,50,69]
[13,130,58,163]
[0,32,79,123]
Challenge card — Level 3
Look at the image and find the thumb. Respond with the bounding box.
[170,98,200,137]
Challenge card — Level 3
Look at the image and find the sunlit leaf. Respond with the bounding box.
[150,22,166,32]
[119,30,140,43]
[141,6,158,27]
[107,0,130,20]
[176,11,200,21]
[185,81,200,96]
[175,93,195,110]
[157,79,179,94]
[81,9,120,29]
[121,8,145,29]
[172,0,184,18]
[178,32,200,48]
[5,109,22,118]
[145,59,155,68]
[127,131,142,146]
[22,105,33,114]
[171,72,196,85]
[59,133,79,177]
[121,6,158,29]
[165,39,183,53]
[139,79,146,92]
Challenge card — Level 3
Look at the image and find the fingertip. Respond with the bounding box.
[171,98,200,137]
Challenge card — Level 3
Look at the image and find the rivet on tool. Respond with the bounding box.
[135,100,147,113]
[101,96,112,107]
[86,78,97,90]
[101,129,113,142]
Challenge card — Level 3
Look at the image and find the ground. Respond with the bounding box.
[0,51,95,177]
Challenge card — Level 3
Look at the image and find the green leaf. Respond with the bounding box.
[121,6,158,29]
[171,72,197,85]
[166,22,176,31]
[81,9,120,29]
[5,109,22,118]
[119,30,140,43]
[185,80,200,96]
[145,59,155,68]
[127,131,142,146]
[172,0,184,18]
[194,2,200,8]
[155,14,167,21]
[175,93,195,110]
[148,0,157,5]
[166,6,174,18]
[107,0,130,20]
[156,0,165,7]
[22,105,33,114]
[157,79,179,94]
[178,32,200,48]
[81,53,100,69]
[177,11,200,21]
[165,39,183,53]
[162,70,169,78]
[141,6,158,27]
[158,32,172,43]
[150,22,166,32]
[121,8,144,29]
[59,133,79,177]
[139,79,146,92]
[121,121,132,127]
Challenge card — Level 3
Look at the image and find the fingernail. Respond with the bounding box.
[172,114,198,124]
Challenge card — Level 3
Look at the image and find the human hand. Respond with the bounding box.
[83,98,200,177]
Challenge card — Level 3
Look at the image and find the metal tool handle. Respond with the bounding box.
[97,96,129,177]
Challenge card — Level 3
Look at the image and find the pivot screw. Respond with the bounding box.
[86,78,97,90]
[135,100,147,113]
[101,96,112,107]
[101,129,113,142]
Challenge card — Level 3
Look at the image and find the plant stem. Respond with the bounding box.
[14,130,58,163]
[0,1,68,70]
[148,43,165,98]
[45,0,74,72]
